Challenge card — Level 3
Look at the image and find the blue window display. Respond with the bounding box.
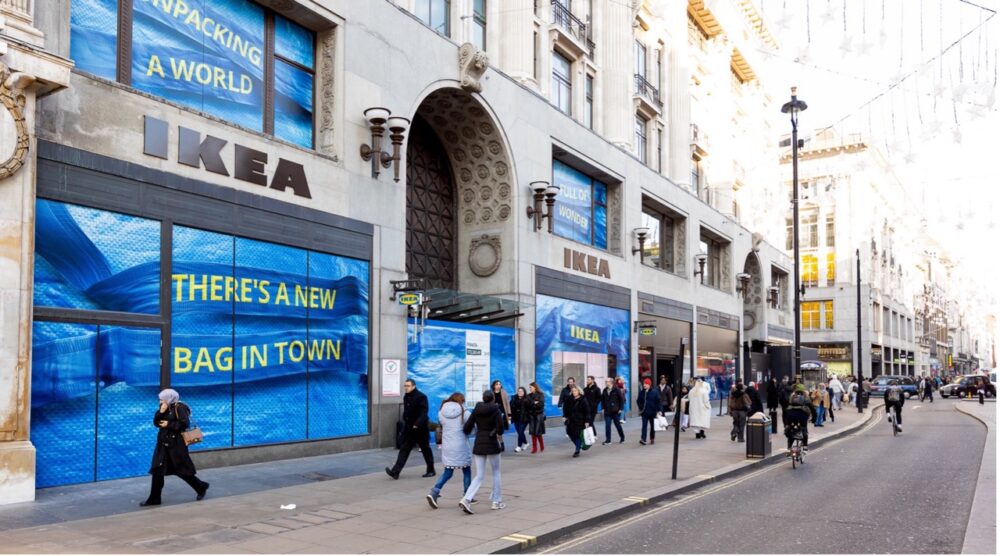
[535,295,630,417]
[34,199,160,314]
[552,160,609,249]
[406,320,516,412]
[71,0,315,147]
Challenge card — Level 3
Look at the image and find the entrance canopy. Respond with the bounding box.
[423,288,524,325]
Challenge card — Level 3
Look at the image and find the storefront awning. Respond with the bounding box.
[423,288,524,325]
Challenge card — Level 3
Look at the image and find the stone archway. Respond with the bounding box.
[405,88,515,293]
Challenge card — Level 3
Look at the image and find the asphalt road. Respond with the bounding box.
[534,401,986,554]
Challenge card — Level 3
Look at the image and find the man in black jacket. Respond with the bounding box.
[583,376,602,437]
[386,379,435,479]
[601,378,625,444]
[558,377,576,418]
[657,375,673,414]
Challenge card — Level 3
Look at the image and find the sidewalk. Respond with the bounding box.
[0,406,874,554]
[954,401,997,554]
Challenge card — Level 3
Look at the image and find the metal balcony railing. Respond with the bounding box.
[634,74,663,108]
[551,1,593,55]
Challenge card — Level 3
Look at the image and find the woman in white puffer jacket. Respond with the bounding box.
[426,393,472,509]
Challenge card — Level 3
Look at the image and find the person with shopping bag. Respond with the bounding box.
[564,386,591,458]
[637,378,662,445]
[141,389,209,506]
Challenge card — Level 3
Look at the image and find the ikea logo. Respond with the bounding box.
[398,293,422,306]
[570,325,601,343]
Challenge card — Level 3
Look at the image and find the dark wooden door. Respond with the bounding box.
[406,117,456,289]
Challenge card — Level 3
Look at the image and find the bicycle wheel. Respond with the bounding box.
[792,449,797,469]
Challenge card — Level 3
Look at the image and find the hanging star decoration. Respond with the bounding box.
[775,13,793,32]
[796,45,812,65]
[904,151,917,164]
[857,39,874,56]
[952,84,968,101]
[933,83,947,97]
[928,119,944,135]
[952,127,963,144]
[821,2,837,24]
[839,36,854,55]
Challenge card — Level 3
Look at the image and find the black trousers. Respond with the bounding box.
[391,431,434,474]
[146,467,206,504]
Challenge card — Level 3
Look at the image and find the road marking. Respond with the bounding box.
[694,474,715,480]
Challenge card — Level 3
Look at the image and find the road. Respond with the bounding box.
[534,401,986,554]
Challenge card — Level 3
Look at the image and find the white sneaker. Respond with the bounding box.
[514,446,522,452]
[491,501,506,510]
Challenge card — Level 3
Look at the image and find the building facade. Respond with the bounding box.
[0,0,794,503]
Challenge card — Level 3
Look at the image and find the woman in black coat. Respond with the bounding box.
[527,382,546,454]
[564,386,591,458]
[746,383,764,415]
[510,387,531,452]
[459,391,505,513]
[141,389,208,506]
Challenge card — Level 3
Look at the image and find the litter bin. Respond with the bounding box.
[746,413,772,458]
[862,391,870,409]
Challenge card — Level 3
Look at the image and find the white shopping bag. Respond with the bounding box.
[654,415,669,431]
[582,427,597,447]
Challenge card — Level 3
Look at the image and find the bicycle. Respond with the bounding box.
[888,410,899,436]
[788,422,805,469]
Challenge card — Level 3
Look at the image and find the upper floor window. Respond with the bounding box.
[472,0,487,50]
[691,158,702,195]
[801,254,818,287]
[635,40,647,78]
[634,114,648,164]
[417,0,451,35]
[640,202,676,273]
[826,252,836,285]
[552,160,607,249]
[802,301,820,330]
[802,211,819,248]
[826,214,836,247]
[656,127,663,173]
[584,74,594,129]
[824,300,834,329]
[552,51,573,115]
[71,0,316,149]
[699,230,728,289]
[785,217,793,250]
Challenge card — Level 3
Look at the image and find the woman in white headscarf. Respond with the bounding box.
[141,389,209,506]
[687,379,713,439]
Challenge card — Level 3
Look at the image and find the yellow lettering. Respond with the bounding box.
[239,277,252,303]
[275,283,289,305]
[273,341,288,364]
[172,0,189,19]
[327,338,341,360]
[172,274,187,301]
[248,344,267,369]
[258,280,270,304]
[308,286,319,309]
[209,274,224,301]
[174,347,192,373]
[215,347,232,372]
[294,284,308,307]
[213,66,227,90]
[182,5,201,28]
[189,274,208,301]
[224,276,236,302]
[194,63,212,85]
[193,347,213,373]
[170,57,196,83]
[289,340,305,362]
[145,54,165,78]
[320,288,337,310]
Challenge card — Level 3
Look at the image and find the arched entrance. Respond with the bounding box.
[406,115,457,289]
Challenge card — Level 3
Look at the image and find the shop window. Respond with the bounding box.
[416,0,451,35]
[552,160,608,249]
[802,301,820,330]
[70,0,318,148]
[552,50,573,115]
[824,300,834,329]
[801,254,818,287]
[826,252,836,285]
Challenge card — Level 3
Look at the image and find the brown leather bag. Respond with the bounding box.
[174,403,204,446]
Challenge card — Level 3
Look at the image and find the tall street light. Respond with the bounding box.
[781,87,807,383]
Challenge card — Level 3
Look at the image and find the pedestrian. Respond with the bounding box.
[924,377,934,403]
[601,378,625,445]
[676,384,690,430]
[728,382,750,442]
[527,382,546,453]
[386,379,436,480]
[565,385,591,457]
[140,388,209,506]
[657,375,674,416]
[918,376,927,402]
[615,376,628,423]
[826,382,836,423]
[746,382,764,416]
[976,378,986,405]
[558,377,576,418]
[810,384,827,427]
[779,376,792,426]
[829,375,845,410]
[637,378,662,445]
[459,390,505,513]
[861,377,872,407]
[427,393,472,509]
[766,377,780,433]
[491,380,512,432]
[688,378,712,439]
[583,375,602,437]
[847,378,858,406]
[510,387,530,452]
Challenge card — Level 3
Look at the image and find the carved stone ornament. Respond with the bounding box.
[0,62,30,181]
[458,43,488,93]
[468,234,502,277]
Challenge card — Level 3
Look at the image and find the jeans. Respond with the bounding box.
[604,413,624,442]
[430,466,471,498]
[514,421,528,447]
[464,454,502,504]
[572,436,582,453]
[730,410,747,441]
[814,406,826,425]
[833,394,842,410]
[640,415,656,442]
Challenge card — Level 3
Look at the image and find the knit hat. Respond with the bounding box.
[643,378,652,386]
[793,384,807,393]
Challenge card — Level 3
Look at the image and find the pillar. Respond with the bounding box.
[600,0,633,149]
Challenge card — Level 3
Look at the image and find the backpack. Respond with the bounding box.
[887,388,901,403]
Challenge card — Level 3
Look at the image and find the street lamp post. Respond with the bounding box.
[782,87,808,383]
[856,248,864,413]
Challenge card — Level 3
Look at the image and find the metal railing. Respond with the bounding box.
[634,73,663,108]
[551,1,592,51]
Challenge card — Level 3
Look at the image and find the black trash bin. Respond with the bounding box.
[862,391,870,409]
[746,413,771,458]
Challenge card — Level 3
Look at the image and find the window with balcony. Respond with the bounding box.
[416,0,451,35]
[472,0,487,50]
[552,51,573,115]
[584,74,594,129]
[635,114,648,164]
[802,302,820,330]
[826,252,836,286]
[801,254,818,287]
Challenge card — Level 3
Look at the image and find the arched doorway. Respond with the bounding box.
[405,115,457,289]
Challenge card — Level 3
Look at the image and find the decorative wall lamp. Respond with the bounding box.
[360,107,409,181]
[693,253,708,284]
[736,272,752,299]
[631,226,651,263]
[767,285,781,308]
[526,181,560,232]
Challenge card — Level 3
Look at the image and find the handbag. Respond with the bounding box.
[174,403,203,446]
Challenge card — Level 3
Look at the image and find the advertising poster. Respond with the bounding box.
[31,200,370,487]
[406,320,515,410]
[552,161,607,249]
[382,359,401,397]
[535,294,630,417]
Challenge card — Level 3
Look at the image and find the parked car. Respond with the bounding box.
[940,375,996,398]
[870,375,918,398]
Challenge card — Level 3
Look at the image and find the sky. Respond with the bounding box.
[755,0,999,357]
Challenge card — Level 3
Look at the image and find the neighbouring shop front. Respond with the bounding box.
[809,342,854,378]
[30,146,372,488]
[695,309,739,400]
[535,268,631,417]
[637,292,693,389]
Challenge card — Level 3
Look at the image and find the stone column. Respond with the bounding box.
[664,1,690,187]
[0,4,72,504]
[599,0,634,149]
[499,0,534,84]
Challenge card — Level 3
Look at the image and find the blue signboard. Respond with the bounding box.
[535,295,630,417]
[552,161,608,249]
[32,200,369,487]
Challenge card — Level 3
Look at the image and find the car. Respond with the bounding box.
[870,375,918,398]
[940,375,996,398]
